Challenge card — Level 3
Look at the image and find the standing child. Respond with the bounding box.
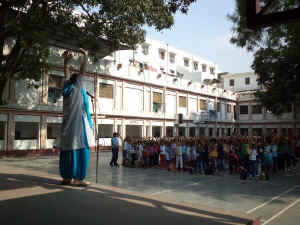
[249,143,258,179]
[176,140,183,171]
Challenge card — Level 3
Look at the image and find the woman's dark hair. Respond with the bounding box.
[70,73,79,85]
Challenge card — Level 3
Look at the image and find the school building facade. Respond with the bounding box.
[0,37,238,153]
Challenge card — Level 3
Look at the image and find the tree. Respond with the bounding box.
[0,0,195,103]
[228,0,300,115]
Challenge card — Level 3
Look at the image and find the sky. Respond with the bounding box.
[144,0,254,73]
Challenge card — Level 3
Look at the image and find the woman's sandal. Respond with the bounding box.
[60,179,72,185]
[73,180,91,187]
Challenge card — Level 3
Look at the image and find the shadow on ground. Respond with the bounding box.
[0,172,254,225]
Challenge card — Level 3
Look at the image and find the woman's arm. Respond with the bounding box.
[79,48,88,75]
[62,51,72,80]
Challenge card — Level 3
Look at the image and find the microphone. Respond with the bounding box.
[87,91,94,99]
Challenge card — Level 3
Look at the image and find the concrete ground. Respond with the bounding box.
[1,152,300,225]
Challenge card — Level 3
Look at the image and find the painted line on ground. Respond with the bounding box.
[246,184,300,214]
[150,177,221,196]
[262,198,300,225]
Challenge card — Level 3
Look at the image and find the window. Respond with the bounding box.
[202,64,207,72]
[226,104,232,113]
[193,61,198,71]
[142,44,149,55]
[252,105,262,114]
[0,122,5,140]
[166,127,174,137]
[153,92,162,113]
[240,105,248,114]
[99,83,113,99]
[210,67,215,74]
[253,128,262,136]
[98,124,113,138]
[48,74,64,103]
[245,77,250,85]
[189,127,195,137]
[199,99,207,110]
[169,53,175,64]
[199,127,205,136]
[283,104,292,113]
[179,96,187,108]
[229,79,235,87]
[159,49,165,60]
[240,128,248,136]
[47,123,61,139]
[209,128,213,137]
[15,122,39,140]
[184,58,189,67]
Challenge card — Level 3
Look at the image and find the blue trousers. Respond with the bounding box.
[59,148,90,180]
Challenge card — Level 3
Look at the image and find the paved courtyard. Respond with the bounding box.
[1,152,300,225]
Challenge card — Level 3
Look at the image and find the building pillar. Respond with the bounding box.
[113,118,117,133]
[150,87,153,113]
[8,78,16,104]
[143,120,146,137]
[113,80,117,112]
[143,85,146,112]
[7,112,14,151]
[248,125,253,136]
[121,119,125,140]
[121,81,125,112]
[149,121,152,137]
[176,91,179,115]
[40,114,47,150]
[186,93,189,118]
[248,102,252,121]
[185,126,189,137]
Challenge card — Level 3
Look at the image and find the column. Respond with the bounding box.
[8,78,16,104]
[7,112,14,151]
[143,85,146,113]
[186,93,189,118]
[40,114,47,150]
[150,87,153,113]
[121,81,125,112]
[113,80,117,112]
[121,119,125,140]
[113,118,117,133]
[143,120,146,137]
[248,102,252,121]
[176,91,179,115]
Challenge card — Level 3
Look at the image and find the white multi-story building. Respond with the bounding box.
[221,72,300,137]
[0,37,237,152]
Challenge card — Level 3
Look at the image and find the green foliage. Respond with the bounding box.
[228,0,300,115]
[0,0,195,101]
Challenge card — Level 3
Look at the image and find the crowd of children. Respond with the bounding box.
[120,134,300,180]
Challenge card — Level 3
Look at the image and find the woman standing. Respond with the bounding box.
[58,48,95,186]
